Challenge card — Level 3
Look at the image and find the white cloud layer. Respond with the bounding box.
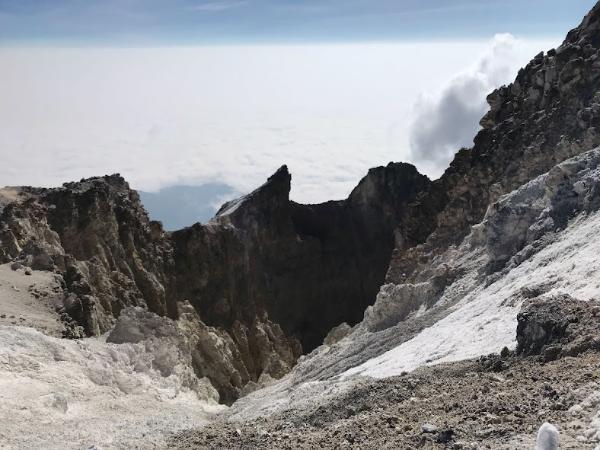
[408,33,548,175]
[0,39,558,203]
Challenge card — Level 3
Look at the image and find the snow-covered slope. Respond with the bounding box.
[345,208,600,378]
[0,261,226,449]
[347,146,600,378]
[0,326,224,449]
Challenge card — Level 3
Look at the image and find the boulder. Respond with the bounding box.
[517,295,600,359]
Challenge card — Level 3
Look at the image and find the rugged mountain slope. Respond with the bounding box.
[0,163,433,402]
[2,3,600,448]
[170,4,600,447]
[209,147,600,394]
[2,0,600,424]
[388,1,600,283]
[176,144,600,450]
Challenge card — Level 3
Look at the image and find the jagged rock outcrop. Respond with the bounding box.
[0,177,172,337]
[166,161,434,378]
[5,1,600,406]
[166,162,433,399]
[264,146,600,386]
[516,295,600,361]
[387,2,600,284]
[0,163,434,402]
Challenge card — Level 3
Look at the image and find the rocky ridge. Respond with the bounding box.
[0,163,433,403]
[3,0,600,413]
[165,6,600,443]
[172,354,600,449]
[170,143,600,450]
[388,1,600,283]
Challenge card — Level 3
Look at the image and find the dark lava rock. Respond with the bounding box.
[436,429,454,444]
[0,164,434,403]
[387,2,600,283]
[517,294,600,358]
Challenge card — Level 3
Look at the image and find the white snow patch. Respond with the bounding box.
[344,210,600,379]
[568,382,600,445]
[215,194,247,218]
[0,326,225,449]
[536,422,560,450]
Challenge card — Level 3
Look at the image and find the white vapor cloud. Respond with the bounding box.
[0,40,558,204]
[408,33,547,176]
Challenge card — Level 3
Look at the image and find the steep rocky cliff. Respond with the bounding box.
[0,177,172,337]
[387,3,600,284]
[5,3,600,448]
[191,162,433,353]
[4,1,600,408]
[0,162,433,402]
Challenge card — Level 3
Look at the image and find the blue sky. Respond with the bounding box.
[0,0,596,45]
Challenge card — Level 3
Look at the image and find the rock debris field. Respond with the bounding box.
[171,352,600,449]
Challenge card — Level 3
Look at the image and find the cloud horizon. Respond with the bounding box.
[0,38,559,207]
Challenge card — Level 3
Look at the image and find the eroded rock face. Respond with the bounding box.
[0,164,433,402]
[387,3,600,284]
[169,163,433,355]
[165,162,433,399]
[517,295,600,360]
[363,147,600,345]
[0,176,173,338]
[5,2,600,405]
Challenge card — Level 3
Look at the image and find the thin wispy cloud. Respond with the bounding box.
[393,3,487,17]
[189,1,248,12]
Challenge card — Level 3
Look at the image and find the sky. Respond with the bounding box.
[0,0,597,227]
[0,0,595,44]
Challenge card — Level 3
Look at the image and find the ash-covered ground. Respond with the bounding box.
[171,352,600,449]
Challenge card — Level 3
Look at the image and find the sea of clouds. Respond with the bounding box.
[0,36,557,211]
